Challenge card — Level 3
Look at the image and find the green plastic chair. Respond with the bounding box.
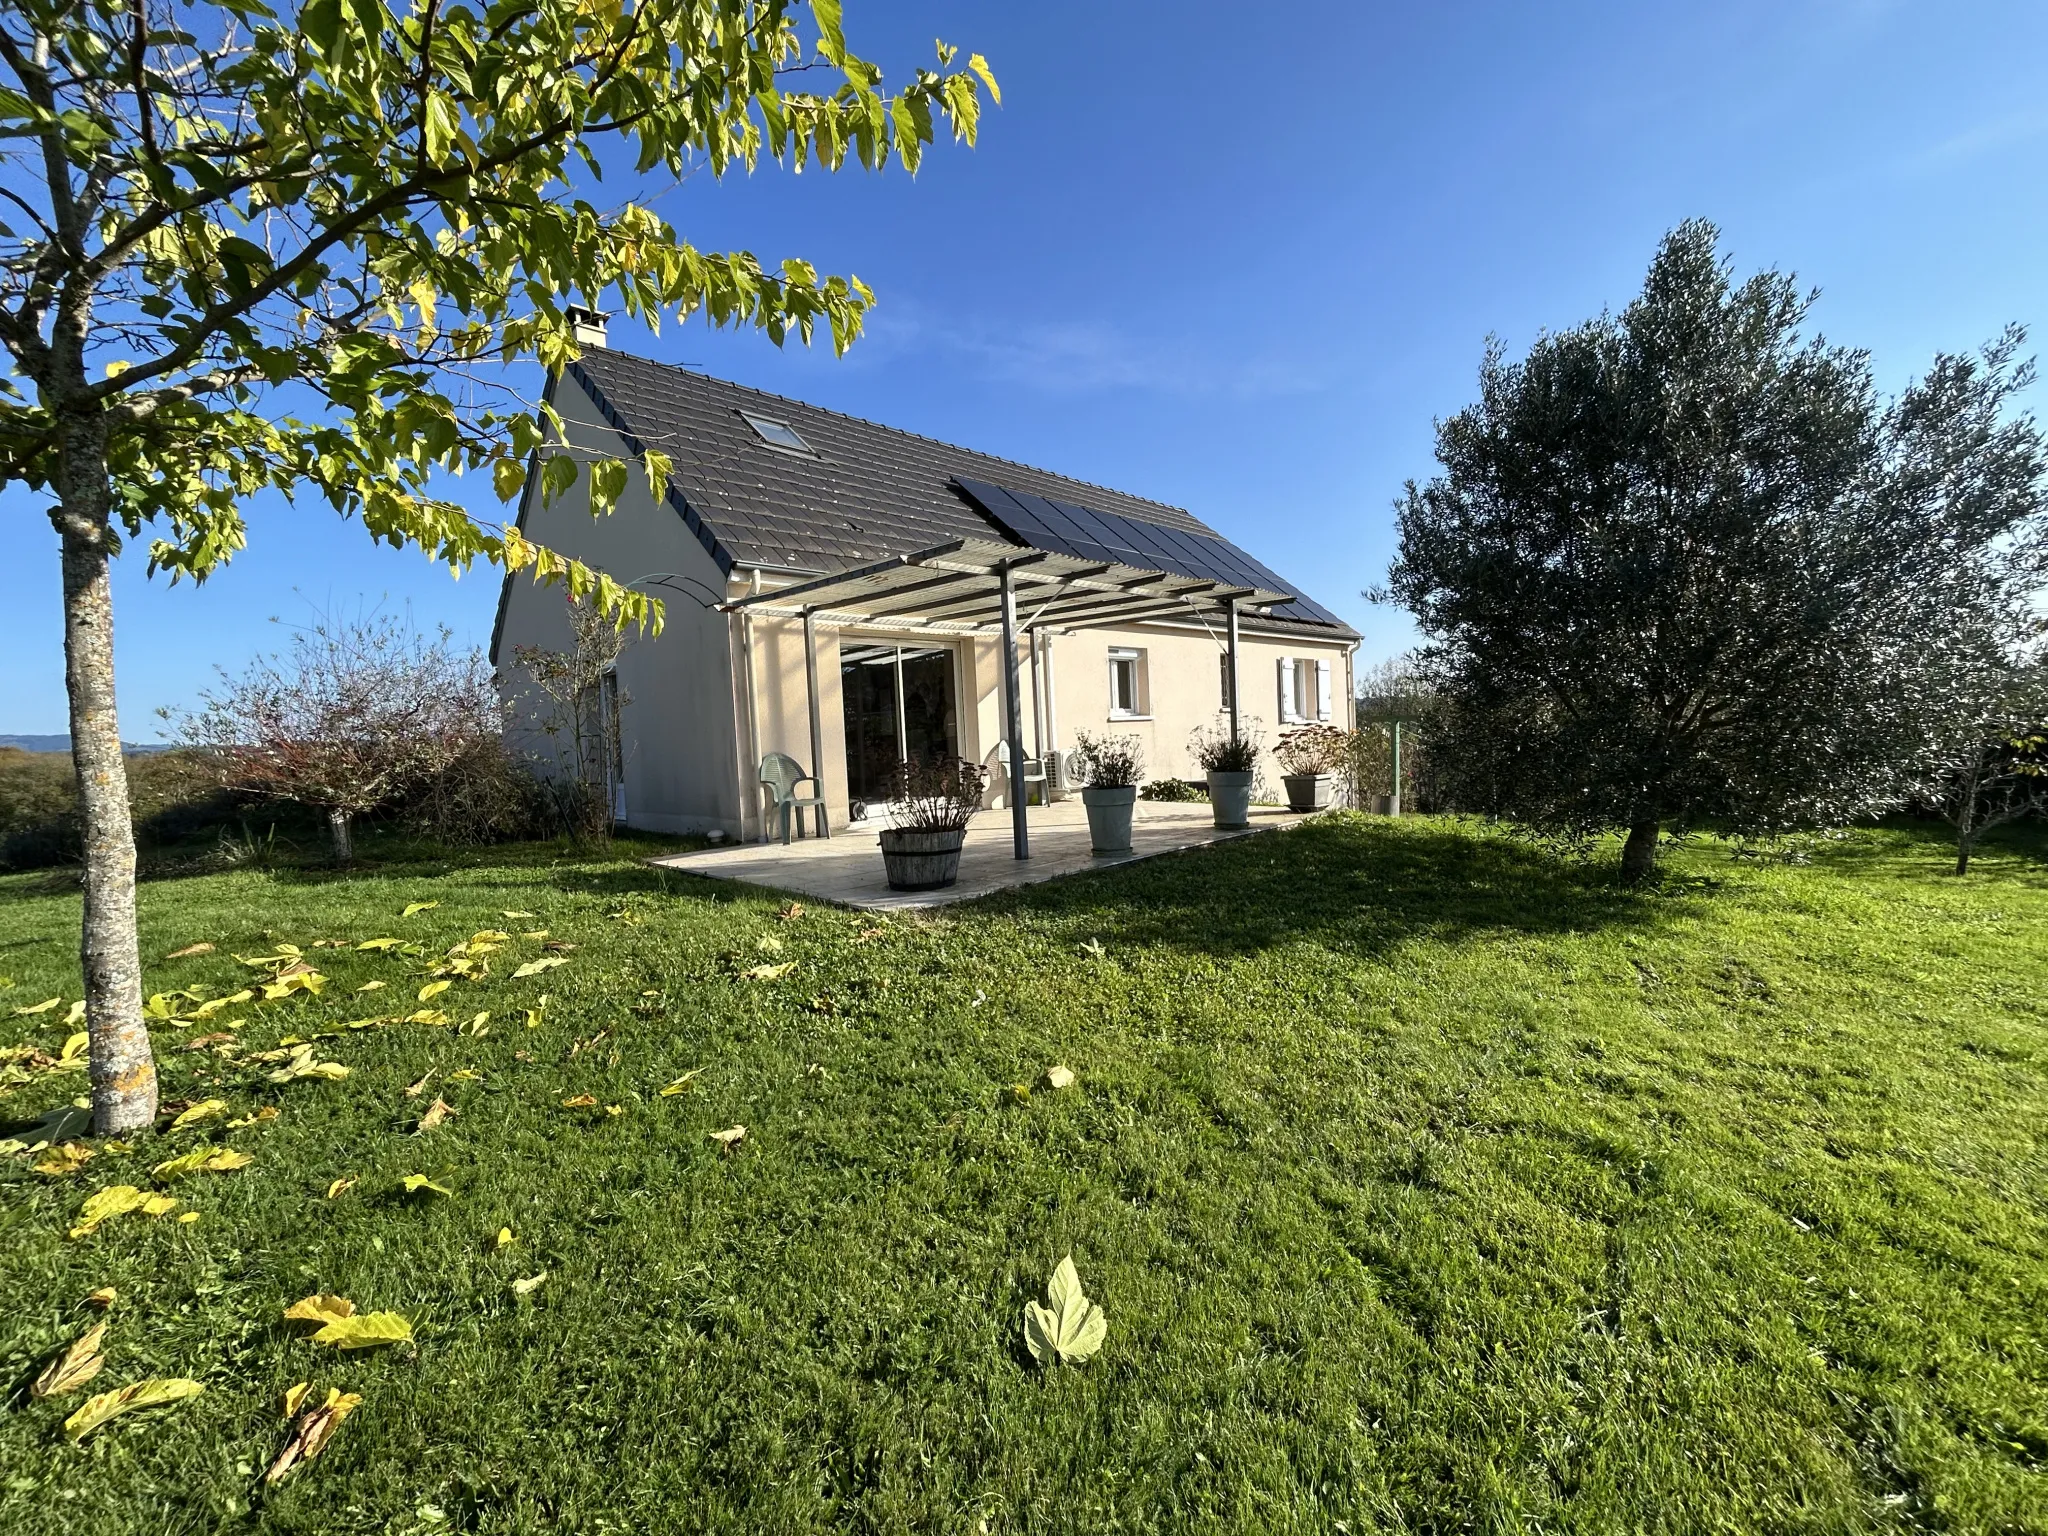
[758,752,827,844]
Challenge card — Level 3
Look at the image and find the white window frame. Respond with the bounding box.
[1107,647,1149,720]
[1277,656,1333,724]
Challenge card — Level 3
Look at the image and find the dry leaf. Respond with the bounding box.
[32,1321,107,1399]
[356,937,404,951]
[152,1145,255,1181]
[1045,1065,1077,1091]
[68,1185,152,1239]
[165,942,216,959]
[85,1287,118,1309]
[265,1386,362,1482]
[740,961,797,981]
[13,996,62,1016]
[34,1142,94,1177]
[401,901,438,917]
[511,957,568,980]
[709,1125,747,1151]
[401,1173,453,1197]
[226,1105,280,1128]
[404,1069,437,1098]
[1022,1254,1108,1367]
[658,1069,706,1097]
[511,1272,548,1297]
[777,901,805,921]
[326,1177,357,1200]
[415,1098,455,1134]
[63,1377,203,1441]
[284,1294,356,1326]
[184,1032,237,1051]
[416,980,452,1003]
[170,1098,228,1130]
[502,910,537,919]
[355,980,387,993]
[311,1312,412,1350]
[469,930,511,945]
[521,930,549,941]
[559,1093,599,1110]
[52,1032,89,1071]
[268,1044,349,1083]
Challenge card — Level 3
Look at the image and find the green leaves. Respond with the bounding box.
[1022,1255,1107,1368]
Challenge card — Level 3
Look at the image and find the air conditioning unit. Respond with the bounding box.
[1046,748,1085,797]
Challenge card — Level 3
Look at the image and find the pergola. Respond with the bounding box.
[723,535,1295,860]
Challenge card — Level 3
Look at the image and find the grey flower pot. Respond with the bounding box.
[1282,773,1334,812]
[1080,784,1137,853]
[1206,770,1254,829]
[878,827,967,891]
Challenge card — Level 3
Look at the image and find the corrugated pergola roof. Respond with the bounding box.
[721,537,1287,633]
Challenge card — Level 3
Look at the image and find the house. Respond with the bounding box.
[491,319,1359,845]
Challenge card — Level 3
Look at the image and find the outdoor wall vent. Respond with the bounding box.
[566,306,609,348]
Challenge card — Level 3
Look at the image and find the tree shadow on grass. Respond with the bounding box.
[969,813,1691,964]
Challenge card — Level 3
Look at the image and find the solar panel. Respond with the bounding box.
[953,477,1343,623]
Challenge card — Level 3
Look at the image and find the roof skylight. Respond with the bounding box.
[739,410,815,455]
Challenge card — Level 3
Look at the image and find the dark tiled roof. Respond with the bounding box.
[567,350,1355,637]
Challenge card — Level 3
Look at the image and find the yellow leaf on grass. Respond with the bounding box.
[34,1142,94,1177]
[63,1377,203,1441]
[326,1177,357,1200]
[1045,1065,1077,1091]
[311,1312,412,1350]
[69,1185,152,1239]
[709,1125,747,1150]
[13,996,62,1015]
[502,910,537,919]
[356,937,405,951]
[405,1009,450,1027]
[495,1227,515,1249]
[401,902,439,918]
[284,1294,355,1326]
[449,1069,483,1082]
[32,1321,107,1399]
[560,1094,599,1109]
[469,930,511,945]
[404,1070,437,1098]
[659,1069,706,1097]
[170,1099,229,1130]
[64,1000,85,1026]
[226,1105,279,1128]
[268,1045,349,1083]
[165,942,216,959]
[141,1193,179,1217]
[415,1098,455,1134]
[281,1381,312,1419]
[511,1272,547,1297]
[1022,1254,1108,1367]
[266,1386,363,1482]
[416,980,452,1003]
[740,962,797,981]
[152,1145,255,1181]
[176,1211,200,1224]
[778,901,805,921]
[511,957,568,980]
[85,1286,118,1309]
[401,1173,452,1197]
[355,980,387,993]
[521,930,549,941]
[52,1032,90,1070]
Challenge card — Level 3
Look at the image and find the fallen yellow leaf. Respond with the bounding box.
[165,942,216,959]
[325,1177,357,1200]
[659,1069,706,1097]
[560,1093,599,1109]
[1045,1065,1077,1091]
[63,1378,203,1441]
[415,1098,455,1134]
[416,980,452,1003]
[266,1386,362,1482]
[68,1185,152,1239]
[355,980,387,993]
[311,1312,412,1350]
[284,1294,356,1327]
[281,1381,312,1420]
[85,1287,117,1309]
[170,1098,229,1130]
[33,1142,94,1177]
[709,1125,747,1150]
[511,957,568,980]
[495,1227,515,1249]
[151,1145,255,1181]
[31,1321,107,1399]
[13,997,62,1016]
[401,901,438,917]
[511,1272,548,1297]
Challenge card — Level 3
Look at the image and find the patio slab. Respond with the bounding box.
[646,799,1310,910]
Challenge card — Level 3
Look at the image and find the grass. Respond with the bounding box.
[1,814,2045,1535]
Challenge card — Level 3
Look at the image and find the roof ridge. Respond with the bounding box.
[582,349,1206,530]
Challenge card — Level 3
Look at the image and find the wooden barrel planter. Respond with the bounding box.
[879,827,968,891]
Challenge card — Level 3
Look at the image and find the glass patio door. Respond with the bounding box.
[840,643,959,809]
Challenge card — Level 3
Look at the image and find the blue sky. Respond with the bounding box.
[5,0,2045,736]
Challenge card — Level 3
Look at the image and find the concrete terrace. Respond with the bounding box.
[646,799,1312,910]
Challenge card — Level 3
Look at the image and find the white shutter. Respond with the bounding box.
[1277,658,1293,722]
[1316,659,1331,722]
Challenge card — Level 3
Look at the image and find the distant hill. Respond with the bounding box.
[0,735,173,754]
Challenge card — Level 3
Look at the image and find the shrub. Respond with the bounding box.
[0,747,254,871]
[889,757,988,833]
[1072,731,1144,789]
[1190,720,1263,775]
[1139,778,1204,803]
[1276,725,1348,777]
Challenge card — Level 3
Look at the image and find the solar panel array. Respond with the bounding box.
[953,478,1344,627]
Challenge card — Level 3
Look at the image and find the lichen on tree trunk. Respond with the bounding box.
[328,807,353,864]
[1620,818,1661,883]
[53,413,157,1135]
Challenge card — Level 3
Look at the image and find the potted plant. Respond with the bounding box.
[878,757,988,891]
[1072,731,1143,853]
[1190,721,1263,829]
[1276,724,1347,812]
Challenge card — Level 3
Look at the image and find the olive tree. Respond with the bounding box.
[1388,221,2046,880]
[0,0,995,1130]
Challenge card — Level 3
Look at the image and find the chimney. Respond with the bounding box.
[566,306,608,348]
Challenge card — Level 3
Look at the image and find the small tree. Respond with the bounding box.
[0,0,995,1130]
[179,612,498,861]
[1917,660,2048,874]
[510,597,630,841]
[1388,221,2047,880]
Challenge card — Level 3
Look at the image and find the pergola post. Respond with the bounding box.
[802,607,828,839]
[999,561,1030,860]
[1225,595,1242,746]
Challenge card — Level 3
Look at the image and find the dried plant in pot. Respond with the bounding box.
[878,757,988,891]
[1190,720,1263,829]
[1276,724,1347,812]
[1072,732,1143,854]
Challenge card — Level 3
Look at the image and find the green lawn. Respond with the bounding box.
[2,815,2045,1534]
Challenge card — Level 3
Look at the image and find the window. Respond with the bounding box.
[738,410,816,455]
[1277,657,1332,724]
[1108,647,1148,718]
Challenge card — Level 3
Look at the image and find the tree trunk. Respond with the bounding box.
[1956,833,1975,876]
[52,413,157,1135]
[1620,818,1661,883]
[328,807,354,864]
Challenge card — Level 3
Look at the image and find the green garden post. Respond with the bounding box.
[1391,720,1403,816]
